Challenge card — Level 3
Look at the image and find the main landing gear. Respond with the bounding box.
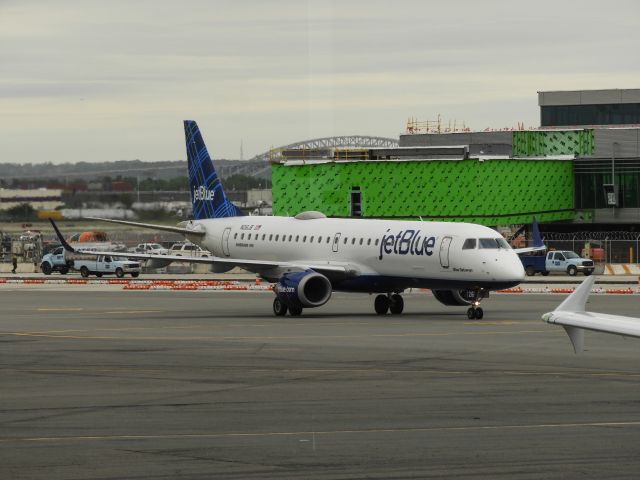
[374,293,404,315]
[273,297,303,317]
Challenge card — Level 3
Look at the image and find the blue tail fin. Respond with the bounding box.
[184,120,244,220]
[531,216,544,248]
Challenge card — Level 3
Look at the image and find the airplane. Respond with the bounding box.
[50,120,544,319]
[543,275,640,353]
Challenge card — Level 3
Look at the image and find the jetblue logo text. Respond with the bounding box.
[193,186,215,201]
[378,229,436,260]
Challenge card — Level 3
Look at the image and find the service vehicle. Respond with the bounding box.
[40,246,72,275]
[73,254,141,278]
[520,250,594,276]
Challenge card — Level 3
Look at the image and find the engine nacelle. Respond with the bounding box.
[432,289,481,306]
[275,270,332,309]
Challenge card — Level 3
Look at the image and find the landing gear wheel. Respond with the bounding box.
[389,294,404,314]
[467,307,484,320]
[80,266,89,278]
[289,305,303,316]
[115,267,125,278]
[273,297,288,316]
[374,294,390,315]
[474,307,484,319]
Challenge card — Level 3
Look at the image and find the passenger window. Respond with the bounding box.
[359,238,363,245]
[462,238,477,250]
[326,236,330,243]
[344,237,348,244]
[262,234,266,240]
[367,239,371,245]
[275,235,279,241]
[310,236,314,242]
[479,238,499,249]
[234,233,237,239]
[318,237,322,243]
[288,235,292,241]
[303,236,307,242]
[269,234,273,241]
[248,234,251,240]
[351,238,356,245]
[241,233,245,240]
[375,239,379,246]
[295,235,299,242]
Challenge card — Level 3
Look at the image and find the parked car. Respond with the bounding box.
[169,242,211,257]
[130,243,169,255]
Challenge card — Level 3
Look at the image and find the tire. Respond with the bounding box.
[389,294,404,314]
[467,307,475,319]
[567,265,577,276]
[273,297,288,316]
[41,262,52,275]
[115,267,124,278]
[583,270,593,276]
[59,267,69,275]
[525,266,535,276]
[474,307,484,320]
[80,266,90,278]
[289,305,303,316]
[541,271,550,276]
[131,272,140,278]
[96,272,103,278]
[374,294,389,315]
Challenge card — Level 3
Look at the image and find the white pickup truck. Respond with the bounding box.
[520,250,595,276]
[74,255,141,278]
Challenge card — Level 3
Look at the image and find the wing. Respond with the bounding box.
[84,217,205,236]
[49,219,354,280]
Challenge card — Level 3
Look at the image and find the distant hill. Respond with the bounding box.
[0,159,271,181]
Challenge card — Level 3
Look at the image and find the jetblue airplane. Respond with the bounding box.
[51,120,542,319]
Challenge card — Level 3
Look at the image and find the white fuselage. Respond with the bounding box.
[186,216,525,292]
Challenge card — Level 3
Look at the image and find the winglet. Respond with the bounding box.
[554,275,595,313]
[49,219,76,253]
[531,217,544,249]
[563,326,585,354]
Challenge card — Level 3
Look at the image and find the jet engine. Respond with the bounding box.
[431,289,479,306]
[275,270,332,309]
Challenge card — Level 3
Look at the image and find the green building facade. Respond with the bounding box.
[272,158,574,226]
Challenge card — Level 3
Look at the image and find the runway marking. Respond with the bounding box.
[4,420,640,444]
[36,308,84,312]
[0,329,550,341]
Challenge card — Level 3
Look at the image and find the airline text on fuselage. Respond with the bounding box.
[378,229,437,260]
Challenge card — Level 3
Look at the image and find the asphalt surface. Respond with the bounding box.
[2,286,640,479]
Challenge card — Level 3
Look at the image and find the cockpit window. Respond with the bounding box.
[496,238,511,249]
[479,238,499,249]
[462,238,477,250]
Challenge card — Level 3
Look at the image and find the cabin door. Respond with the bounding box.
[332,233,341,253]
[439,236,452,269]
[221,227,231,257]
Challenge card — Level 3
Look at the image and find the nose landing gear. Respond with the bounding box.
[466,301,484,320]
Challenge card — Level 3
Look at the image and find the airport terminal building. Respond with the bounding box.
[272,89,640,230]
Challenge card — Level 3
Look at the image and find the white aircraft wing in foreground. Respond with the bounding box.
[542,275,640,353]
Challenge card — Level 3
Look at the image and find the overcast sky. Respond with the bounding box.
[1,0,639,164]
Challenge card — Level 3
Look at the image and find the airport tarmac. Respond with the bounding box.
[2,287,640,479]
